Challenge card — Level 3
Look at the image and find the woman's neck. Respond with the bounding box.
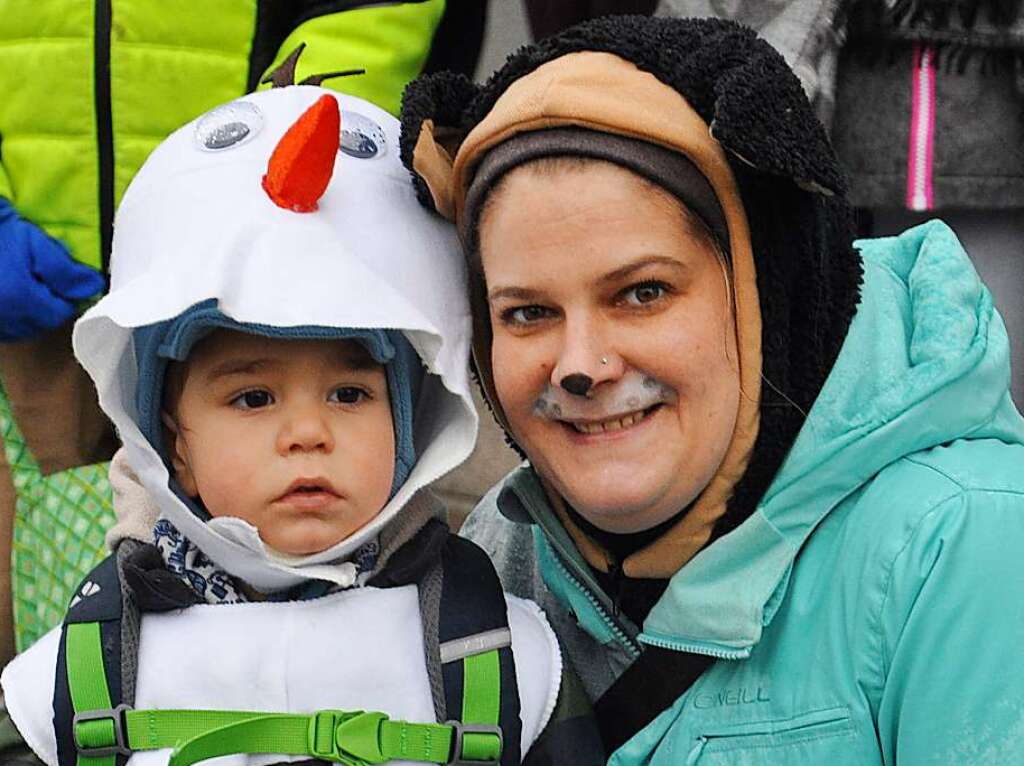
[565,504,687,563]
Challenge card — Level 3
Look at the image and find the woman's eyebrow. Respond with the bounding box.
[597,255,690,286]
[487,285,541,302]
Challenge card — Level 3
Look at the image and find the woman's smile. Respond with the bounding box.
[561,403,662,437]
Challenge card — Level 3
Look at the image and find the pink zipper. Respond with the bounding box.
[906,43,937,211]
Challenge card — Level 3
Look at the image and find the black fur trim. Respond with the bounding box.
[399,71,481,211]
[717,170,862,537]
[400,16,845,198]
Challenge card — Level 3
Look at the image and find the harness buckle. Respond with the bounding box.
[72,703,132,758]
[335,711,387,765]
[445,721,503,766]
[307,710,388,766]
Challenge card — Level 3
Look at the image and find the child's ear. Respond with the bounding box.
[161,411,199,497]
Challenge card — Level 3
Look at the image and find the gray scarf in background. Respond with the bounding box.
[655,0,847,124]
[656,0,1024,126]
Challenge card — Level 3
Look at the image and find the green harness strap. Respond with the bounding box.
[66,621,503,766]
[458,651,502,762]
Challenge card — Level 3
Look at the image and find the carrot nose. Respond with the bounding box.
[262,94,340,212]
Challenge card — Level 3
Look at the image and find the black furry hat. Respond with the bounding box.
[399,15,863,539]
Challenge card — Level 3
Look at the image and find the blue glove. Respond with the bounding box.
[0,197,105,341]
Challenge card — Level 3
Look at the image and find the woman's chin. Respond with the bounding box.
[557,479,696,535]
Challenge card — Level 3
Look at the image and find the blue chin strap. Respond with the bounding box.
[133,300,422,509]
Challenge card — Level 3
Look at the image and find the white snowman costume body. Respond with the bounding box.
[1,86,560,766]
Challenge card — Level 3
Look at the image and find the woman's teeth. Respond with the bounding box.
[570,409,648,434]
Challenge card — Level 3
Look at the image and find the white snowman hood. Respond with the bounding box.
[73,86,475,592]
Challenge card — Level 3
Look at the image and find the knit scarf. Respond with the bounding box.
[153,518,380,604]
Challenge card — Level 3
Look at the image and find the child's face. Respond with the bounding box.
[163,330,395,556]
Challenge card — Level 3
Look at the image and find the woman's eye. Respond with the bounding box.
[503,305,553,325]
[622,281,668,306]
[231,389,273,409]
[328,387,367,405]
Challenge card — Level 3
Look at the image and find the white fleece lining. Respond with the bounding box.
[507,595,563,747]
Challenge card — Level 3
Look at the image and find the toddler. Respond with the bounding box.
[2,75,598,766]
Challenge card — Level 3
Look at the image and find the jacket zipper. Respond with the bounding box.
[548,545,752,661]
[639,633,750,660]
[906,42,936,211]
[546,545,642,659]
[525,488,749,662]
[522,485,642,654]
[95,0,114,279]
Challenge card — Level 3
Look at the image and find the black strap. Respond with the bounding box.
[594,646,715,755]
[120,544,201,612]
[54,554,129,766]
[438,536,522,766]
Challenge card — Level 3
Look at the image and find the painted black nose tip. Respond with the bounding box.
[560,373,593,396]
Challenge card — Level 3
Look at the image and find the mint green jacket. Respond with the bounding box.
[0,0,450,274]
[463,220,1024,765]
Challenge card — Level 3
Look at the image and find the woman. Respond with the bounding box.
[400,15,1024,764]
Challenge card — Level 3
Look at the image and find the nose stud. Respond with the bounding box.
[560,373,594,397]
[601,357,608,365]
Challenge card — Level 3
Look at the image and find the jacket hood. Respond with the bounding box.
[643,220,1024,652]
[73,86,475,592]
[400,15,862,545]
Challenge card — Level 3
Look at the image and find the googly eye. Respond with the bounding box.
[194,101,264,151]
[340,111,387,159]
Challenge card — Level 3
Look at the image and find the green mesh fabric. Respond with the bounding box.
[0,381,115,651]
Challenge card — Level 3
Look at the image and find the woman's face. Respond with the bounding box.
[480,160,741,533]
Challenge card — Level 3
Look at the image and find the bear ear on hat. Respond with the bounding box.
[400,71,481,220]
[708,32,846,198]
